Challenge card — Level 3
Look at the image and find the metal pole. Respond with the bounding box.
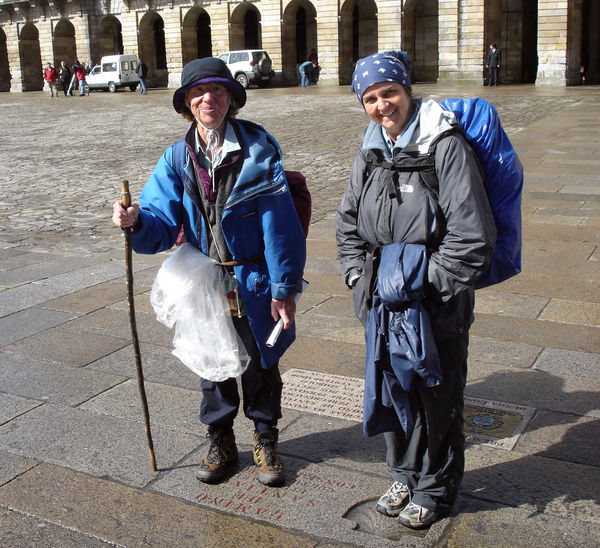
[120,180,158,472]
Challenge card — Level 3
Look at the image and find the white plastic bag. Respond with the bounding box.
[150,243,250,382]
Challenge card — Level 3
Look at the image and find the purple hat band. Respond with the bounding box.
[172,57,247,113]
[182,76,237,94]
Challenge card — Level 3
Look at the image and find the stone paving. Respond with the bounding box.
[0,83,599,547]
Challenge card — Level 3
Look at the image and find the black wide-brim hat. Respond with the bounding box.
[173,57,247,113]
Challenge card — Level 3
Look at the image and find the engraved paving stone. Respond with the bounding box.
[281,369,535,451]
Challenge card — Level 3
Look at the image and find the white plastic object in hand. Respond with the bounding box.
[265,279,308,348]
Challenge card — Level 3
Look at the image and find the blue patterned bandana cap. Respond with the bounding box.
[351,51,412,103]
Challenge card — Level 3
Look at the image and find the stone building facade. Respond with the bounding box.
[0,0,597,92]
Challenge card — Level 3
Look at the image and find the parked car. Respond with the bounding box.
[86,54,140,92]
[218,50,273,89]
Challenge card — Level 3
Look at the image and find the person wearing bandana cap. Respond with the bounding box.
[336,51,496,529]
[112,57,306,488]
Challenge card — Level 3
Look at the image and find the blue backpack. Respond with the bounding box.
[439,98,523,288]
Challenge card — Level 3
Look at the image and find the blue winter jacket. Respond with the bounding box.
[130,119,306,368]
[363,243,442,438]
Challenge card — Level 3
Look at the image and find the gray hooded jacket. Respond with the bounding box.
[336,99,496,339]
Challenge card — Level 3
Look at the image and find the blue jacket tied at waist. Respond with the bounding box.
[363,243,442,438]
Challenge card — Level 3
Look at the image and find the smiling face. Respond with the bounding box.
[185,82,231,130]
[362,81,415,142]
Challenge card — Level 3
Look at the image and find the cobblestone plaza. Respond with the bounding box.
[0,84,599,545]
[0,83,587,251]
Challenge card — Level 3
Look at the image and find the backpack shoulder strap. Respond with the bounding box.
[418,127,463,195]
[170,138,186,182]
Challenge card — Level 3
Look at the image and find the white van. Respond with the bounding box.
[86,55,140,92]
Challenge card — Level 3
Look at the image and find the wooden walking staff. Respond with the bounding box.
[120,180,158,472]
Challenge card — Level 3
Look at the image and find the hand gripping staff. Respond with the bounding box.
[120,180,158,472]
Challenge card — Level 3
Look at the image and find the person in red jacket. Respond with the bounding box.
[73,60,87,96]
[43,62,58,97]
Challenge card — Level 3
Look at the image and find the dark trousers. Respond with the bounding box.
[199,316,282,433]
[489,67,499,86]
[383,331,469,514]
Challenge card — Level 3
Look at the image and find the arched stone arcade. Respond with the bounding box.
[484,0,539,85]
[282,0,317,84]
[338,0,377,85]
[19,22,43,91]
[570,0,599,85]
[94,14,123,62]
[0,1,591,91]
[402,0,438,83]
[182,7,212,66]
[53,19,77,68]
[138,11,168,87]
[0,27,10,91]
[230,3,261,51]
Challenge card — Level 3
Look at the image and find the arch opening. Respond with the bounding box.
[182,8,212,66]
[401,0,438,83]
[96,15,123,60]
[485,0,538,84]
[339,0,378,85]
[139,11,168,87]
[19,23,43,91]
[53,19,77,68]
[0,27,10,91]
[281,0,317,83]
[230,3,262,51]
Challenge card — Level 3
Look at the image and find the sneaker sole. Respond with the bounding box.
[397,513,439,530]
[375,502,404,517]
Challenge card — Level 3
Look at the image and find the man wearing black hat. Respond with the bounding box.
[112,58,306,487]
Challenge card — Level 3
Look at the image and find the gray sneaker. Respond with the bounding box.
[397,501,439,529]
[376,481,410,517]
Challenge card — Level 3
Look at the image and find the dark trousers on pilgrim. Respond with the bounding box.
[383,331,469,515]
[199,316,282,434]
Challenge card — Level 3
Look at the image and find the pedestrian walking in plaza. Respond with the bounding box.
[336,51,496,529]
[112,57,306,488]
[43,62,58,97]
[58,61,71,96]
[299,60,317,87]
[485,43,501,86]
[73,60,87,96]
[136,59,148,94]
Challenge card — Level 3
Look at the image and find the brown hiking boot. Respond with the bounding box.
[196,427,238,483]
[253,429,285,486]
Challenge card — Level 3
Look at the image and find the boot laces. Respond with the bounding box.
[256,438,278,466]
[206,430,227,464]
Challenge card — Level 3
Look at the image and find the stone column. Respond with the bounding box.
[73,10,91,63]
[437,0,459,83]
[120,9,138,57]
[38,19,53,66]
[162,7,182,88]
[6,22,23,92]
[315,0,339,85]
[457,0,485,84]
[260,0,283,81]
[211,3,230,54]
[378,0,402,51]
[536,0,569,85]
